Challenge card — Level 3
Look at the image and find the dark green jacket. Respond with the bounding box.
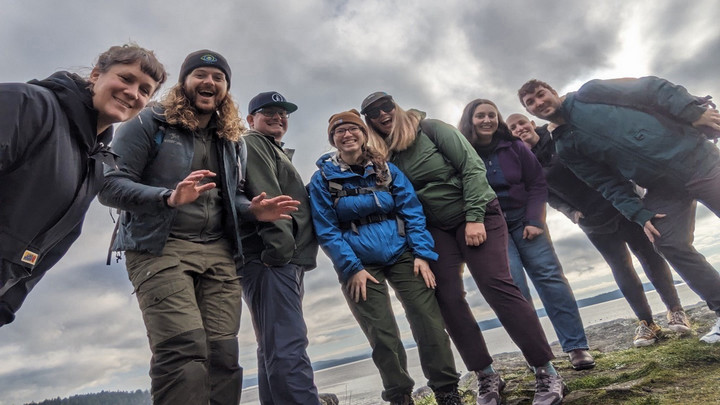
[389,112,496,229]
[240,130,318,269]
[554,76,720,226]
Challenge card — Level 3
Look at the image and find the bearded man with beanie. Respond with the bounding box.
[99,50,300,405]
[240,91,321,404]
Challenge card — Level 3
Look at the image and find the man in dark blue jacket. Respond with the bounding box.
[518,77,720,344]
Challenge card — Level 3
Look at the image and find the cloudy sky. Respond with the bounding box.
[2,0,720,403]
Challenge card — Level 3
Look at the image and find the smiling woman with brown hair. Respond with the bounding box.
[0,43,166,328]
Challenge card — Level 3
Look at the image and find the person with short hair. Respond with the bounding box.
[518,76,720,344]
[361,91,565,405]
[1,43,166,327]
[99,50,298,405]
[506,112,689,347]
[241,91,320,405]
[309,109,460,405]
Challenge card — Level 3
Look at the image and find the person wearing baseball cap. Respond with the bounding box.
[99,51,300,405]
[308,109,461,404]
[240,91,320,404]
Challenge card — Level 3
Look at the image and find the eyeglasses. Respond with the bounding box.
[334,126,363,136]
[255,108,289,119]
[363,101,395,119]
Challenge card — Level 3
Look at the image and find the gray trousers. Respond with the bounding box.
[644,164,720,316]
[126,238,243,405]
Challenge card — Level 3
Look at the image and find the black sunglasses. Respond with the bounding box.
[364,101,395,119]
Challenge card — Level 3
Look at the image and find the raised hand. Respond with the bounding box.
[167,170,217,207]
[250,192,301,221]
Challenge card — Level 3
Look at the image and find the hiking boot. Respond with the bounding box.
[434,388,462,405]
[475,371,505,405]
[533,367,566,405]
[700,318,720,344]
[390,393,414,405]
[633,320,661,347]
[667,309,691,334]
[568,349,595,370]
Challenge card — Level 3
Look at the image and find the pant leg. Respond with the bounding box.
[439,199,554,368]
[429,225,494,371]
[510,226,589,352]
[125,238,211,405]
[507,237,536,308]
[242,260,319,405]
[195,239,243,405]
[385,251,459,393]
[644,189,720,316]
[0,260,47,327]
[343,261,415,401]
[618,217,682,312]
[585,229,655,322]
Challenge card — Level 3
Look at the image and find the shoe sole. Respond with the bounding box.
[572,361,596,371]
[668,324,692,334]
[633,338,657,347]
[700,334,720,344]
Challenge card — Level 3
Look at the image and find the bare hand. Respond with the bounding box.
[692,108,720,132]
[250,192,301,221]
[643,213,666,243]
[465,222,487,246]
[346,270,380,303]
[571,211,584,224]
[523,225,544,240]
[414,258,436,289]
[167,170,217,207]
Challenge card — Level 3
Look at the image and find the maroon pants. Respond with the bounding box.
[429,199,554,370]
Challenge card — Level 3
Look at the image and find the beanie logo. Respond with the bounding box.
[271,93,285,102]
[200,54,218,63]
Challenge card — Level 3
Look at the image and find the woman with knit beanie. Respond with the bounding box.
[308,109,461,405]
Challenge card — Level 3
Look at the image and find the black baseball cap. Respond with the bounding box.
[248,91,298,114]
[360,91,393,115]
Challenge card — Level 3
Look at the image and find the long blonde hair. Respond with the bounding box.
[161,84,245,141]
[365,104,422,158]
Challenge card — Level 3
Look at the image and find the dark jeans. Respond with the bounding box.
[125,238,243,405]
[344,251,459,401]
[429,199,554,370]
[585,215,681,323]
[242,260,320,405]
[644,164,720,316]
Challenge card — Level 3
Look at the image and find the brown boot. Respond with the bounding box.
[568,349,595,370]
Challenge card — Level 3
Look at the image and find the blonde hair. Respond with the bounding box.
[365,105,422,158]
[161,84,245,141]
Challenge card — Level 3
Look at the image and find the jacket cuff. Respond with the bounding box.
[633,209,655,227]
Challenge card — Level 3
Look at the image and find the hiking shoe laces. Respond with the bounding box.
[700,318,720,344]
[667,309,691,334]
[475,371,505,405]
[533,369,566,405]
[633,320,660,347]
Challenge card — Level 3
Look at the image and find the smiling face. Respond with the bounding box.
[183,66,228,115]
[522,85,563,122]
[365,99,396,136]
[471,103,499,143]
[332,123,365,162]
[506,113,540,147]
[89,61,158,133]
[247,106,289,141]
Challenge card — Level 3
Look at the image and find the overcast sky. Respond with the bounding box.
[2,0,720,403]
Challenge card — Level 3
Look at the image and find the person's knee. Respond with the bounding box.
[152,328,208,378]
[208,338,240,371]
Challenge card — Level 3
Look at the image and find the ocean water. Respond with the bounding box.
[240,283,703,404]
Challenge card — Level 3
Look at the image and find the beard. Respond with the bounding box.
[186,89,222,115]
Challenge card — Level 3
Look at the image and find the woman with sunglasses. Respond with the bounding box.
[309,110,460,405]
[361,92,565,405]
[458,99,594,371]
[1,44,166,327]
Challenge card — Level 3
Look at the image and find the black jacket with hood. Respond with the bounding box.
[0,72,114,304]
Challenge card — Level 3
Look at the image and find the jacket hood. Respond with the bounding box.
[28,71,113,151]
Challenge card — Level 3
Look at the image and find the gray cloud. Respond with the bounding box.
[3,0,720,403]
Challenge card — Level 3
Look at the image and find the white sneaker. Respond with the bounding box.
[700,318,720,344]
